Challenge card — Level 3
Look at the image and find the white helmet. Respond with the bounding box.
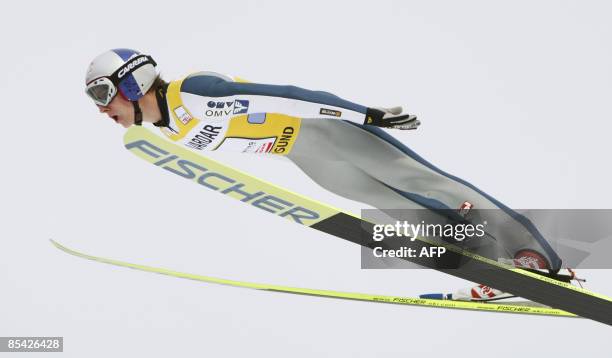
[85,48,157,106]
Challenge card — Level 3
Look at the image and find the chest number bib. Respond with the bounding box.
[217,113,301,155]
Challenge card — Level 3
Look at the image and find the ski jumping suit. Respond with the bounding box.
[152,71,562,270]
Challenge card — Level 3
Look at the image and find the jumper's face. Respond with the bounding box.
[97,94,134,128]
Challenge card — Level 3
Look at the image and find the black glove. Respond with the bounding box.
[365,106,421,130]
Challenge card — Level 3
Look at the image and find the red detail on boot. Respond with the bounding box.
[471,287,480,299]
[471,285,496,298]
[513,250,549,270]
[458,201,473,217]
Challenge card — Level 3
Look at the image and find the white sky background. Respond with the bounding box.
[1,0,611,356]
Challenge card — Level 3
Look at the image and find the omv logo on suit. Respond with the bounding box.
[233,99,249,114]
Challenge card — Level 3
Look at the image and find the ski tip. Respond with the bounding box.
[49,239,63,250]
[419,293,451,300]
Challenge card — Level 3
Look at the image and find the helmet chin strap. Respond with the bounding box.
[132,100,143,126]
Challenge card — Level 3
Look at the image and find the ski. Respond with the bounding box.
[122,127,612,325]
[50,239,574,318]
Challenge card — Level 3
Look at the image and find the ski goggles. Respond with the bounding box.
[85,54,156,106]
